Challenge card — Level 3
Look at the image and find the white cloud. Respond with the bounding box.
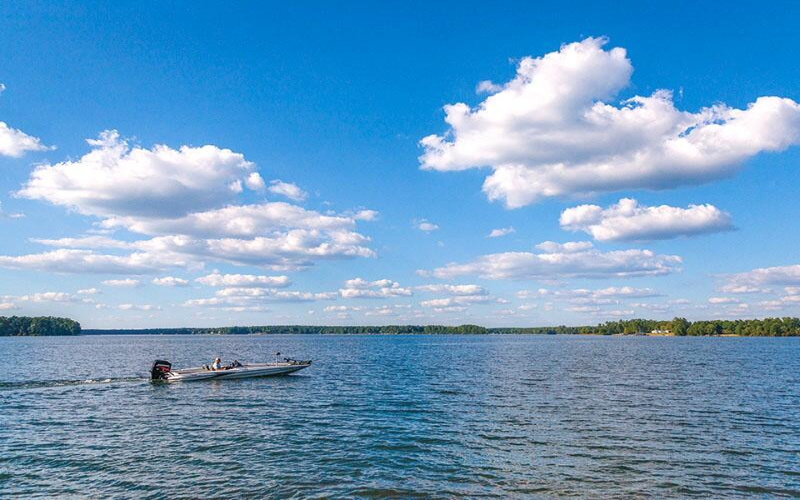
[420,295,493,307]
[588,286,660,298]
[18,292,80,303]
[323,305,415,318]
[217,288,336,302]
[117,303,161,311]
[16,232,373,274]
[415,220,439,232]
[0,122,43,158]
[632,302,670,312]
[0,84,49,157]
[0,302,19,310]
[182,232,373,270]
[710,302,751,317]
[364,306,400,317]
[566,305,601,313]
[103,202,356,238]
[708,297,740,304]
[102,278,141,287]
[752,293,800,312]
[245,172,266,190]
[32,236,133,249]
[725,264,800,287]
[560,198,733,241]
[268,180,307,202]
[427,241,681,280]
[0,249,178,274]
[758,300,785,311]
[77,288,101,295]
[99,204,374,271]
[534,286,661,306]
[352,209,379,221]
[152,276,189,287]
[591,309,635,318]
[475,80,503,94]
[416,284,488,296]
[18,130,256,218]
[433,306,467,313]
[324,305,363,312]
[535,241,593,253]
[420,37,800,208]
[184,287,336,308]
[195,271,291,288]
[718,284,770,294]
[417,282,499,310]
[5,130,377,275]
[2,206,375,274]
[488,226,515,238]
[733,288,800,312]
[339,278,413,299]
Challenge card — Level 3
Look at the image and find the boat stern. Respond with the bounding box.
[150,360,172,381]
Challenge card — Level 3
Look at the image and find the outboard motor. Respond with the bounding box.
[150,360,172,381]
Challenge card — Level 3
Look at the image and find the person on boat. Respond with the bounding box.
[211,357,224,370]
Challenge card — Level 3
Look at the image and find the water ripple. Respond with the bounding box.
[1,334,799,498]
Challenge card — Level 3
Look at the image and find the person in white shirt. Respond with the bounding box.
[211,357,223,370]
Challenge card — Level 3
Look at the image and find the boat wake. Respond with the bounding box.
[0,376,145,391]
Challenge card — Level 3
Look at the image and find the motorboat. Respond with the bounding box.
[150,358,311,382]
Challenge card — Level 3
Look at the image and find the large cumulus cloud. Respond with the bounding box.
[420,37,800,208]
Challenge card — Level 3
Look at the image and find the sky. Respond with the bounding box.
[1,1,800,328]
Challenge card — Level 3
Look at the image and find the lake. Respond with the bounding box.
[2,334,799,498]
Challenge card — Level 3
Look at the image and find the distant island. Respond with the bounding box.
[2,315,799,337]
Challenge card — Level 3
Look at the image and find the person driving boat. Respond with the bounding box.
[211,358,244,370]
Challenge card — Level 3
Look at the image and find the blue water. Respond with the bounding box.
[1,334,799,498]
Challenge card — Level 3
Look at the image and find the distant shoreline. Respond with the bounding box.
[3,316,800,337]
[77,331,779,337]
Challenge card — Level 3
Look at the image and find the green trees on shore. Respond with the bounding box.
[0,316,81,336]
[576,317,800,336]
[83,318,800,336]
[4,316,799,337]
[683,318,800,337]
[83,324,490,335]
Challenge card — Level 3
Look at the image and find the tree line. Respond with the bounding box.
[0,316,81,336]
[6,316,799,337]
[84,318,800,336]
[83,324,489,335]
[500,317,800,336]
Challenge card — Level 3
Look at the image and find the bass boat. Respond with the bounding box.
[150,358,311,382]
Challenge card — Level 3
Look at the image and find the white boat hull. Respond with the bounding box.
[161,362,311,382]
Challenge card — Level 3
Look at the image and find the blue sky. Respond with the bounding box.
[1,1,800,328]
